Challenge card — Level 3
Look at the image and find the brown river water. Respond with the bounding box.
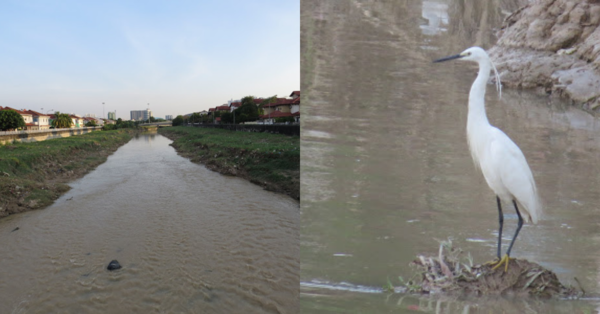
[301,0,600,313]
[0,133,299,313]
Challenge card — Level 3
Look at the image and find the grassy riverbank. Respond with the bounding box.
[159,126,299,200]
[0,129,136,217]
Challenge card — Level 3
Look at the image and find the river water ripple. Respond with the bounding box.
[0,133,299,314]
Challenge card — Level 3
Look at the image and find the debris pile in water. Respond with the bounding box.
[397,239,581,298]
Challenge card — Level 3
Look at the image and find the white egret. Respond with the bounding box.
[433,47,541,271]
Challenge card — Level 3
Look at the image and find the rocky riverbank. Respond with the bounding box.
[0,129,135,218]
[489,0,600,111]
[159,127,300,200]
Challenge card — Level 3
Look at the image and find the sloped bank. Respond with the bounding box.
[489,0,600,111]
[158,126,299,200]
[0,129,136,218]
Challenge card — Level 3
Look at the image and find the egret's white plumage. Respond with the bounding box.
[434,47,541,265]
[460,47,541,224]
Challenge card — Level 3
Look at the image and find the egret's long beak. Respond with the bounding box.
[433,54,463,63]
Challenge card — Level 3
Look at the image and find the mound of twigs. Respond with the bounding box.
[396,239,582,298]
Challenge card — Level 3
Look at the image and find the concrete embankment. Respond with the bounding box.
[158,126,300,200]
[0,127,102,145]
[0,129,136,218]
[489,0,600,111]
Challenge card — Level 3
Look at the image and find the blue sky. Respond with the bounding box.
[0,0,299,119]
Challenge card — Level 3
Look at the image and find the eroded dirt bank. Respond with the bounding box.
[489,0,600,111]
[0,130,136,218]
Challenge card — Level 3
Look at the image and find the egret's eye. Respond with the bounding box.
[467,52,472,56]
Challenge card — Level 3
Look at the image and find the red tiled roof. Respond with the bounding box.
[3,106,31,115]
[25,123,36,126]
[208,108,216,112]
[262,98,294,108]
[291,97,300,104]
[215,105,229,111]
[292,112,300,116]
[290,91,300,97]
[24,110,49,116]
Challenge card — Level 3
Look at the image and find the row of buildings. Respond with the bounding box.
[196,90,300,124]
[0,106,115,130]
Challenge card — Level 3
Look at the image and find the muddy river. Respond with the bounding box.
[0,132,299,313]
[301,1,600,313]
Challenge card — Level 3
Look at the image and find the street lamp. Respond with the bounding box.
[102,102,105,119]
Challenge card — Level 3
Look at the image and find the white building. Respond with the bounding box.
[130,109,152,121]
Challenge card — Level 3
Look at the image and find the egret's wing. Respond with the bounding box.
[488,128,541,223]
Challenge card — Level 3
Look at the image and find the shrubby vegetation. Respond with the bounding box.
[0,109,25,131]
[172,115,184,126]
[102,118,139,130]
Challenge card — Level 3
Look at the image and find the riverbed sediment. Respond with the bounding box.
[0,129,136,218]
[158,126,300,200]
[489,0,600,111]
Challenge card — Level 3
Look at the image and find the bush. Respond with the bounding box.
[0,110,26,131]
[172,115,184,126]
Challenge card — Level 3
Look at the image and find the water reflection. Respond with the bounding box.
[301,0,600,312]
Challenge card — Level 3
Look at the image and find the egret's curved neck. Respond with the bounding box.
[468,60,492,126]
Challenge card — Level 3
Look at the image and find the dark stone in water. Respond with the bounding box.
[107,260,122,271]
[11,227,19,232]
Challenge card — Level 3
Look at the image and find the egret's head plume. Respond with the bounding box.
[434,46,502,99]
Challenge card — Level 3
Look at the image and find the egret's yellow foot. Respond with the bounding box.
[489,254,513,272]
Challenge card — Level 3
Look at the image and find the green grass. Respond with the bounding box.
[159,126,299,199]
[0,129,135,216]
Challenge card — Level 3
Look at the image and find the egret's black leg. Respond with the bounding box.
[505,200,523,256]
[496,196,504,259]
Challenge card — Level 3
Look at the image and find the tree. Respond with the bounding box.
[190,112,201,123]
[85,120,98,127]
[51,112,73,128]
[149,116,156,123]
[172,115,184,126]
[221,112,233,124]
[236,96,259,123]
[0,109,26,131]
[116,118,123,125]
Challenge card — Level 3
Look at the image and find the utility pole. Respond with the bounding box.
[103,102,105,119]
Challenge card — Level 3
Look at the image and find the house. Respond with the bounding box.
[70,115,84,128]
[230,102,241,112]
[83,117,104,126]
[215,105,230,112]
[3,107,35,130]
[290,91,300,122]
[262,98,294,115]
[24,110,51,130]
